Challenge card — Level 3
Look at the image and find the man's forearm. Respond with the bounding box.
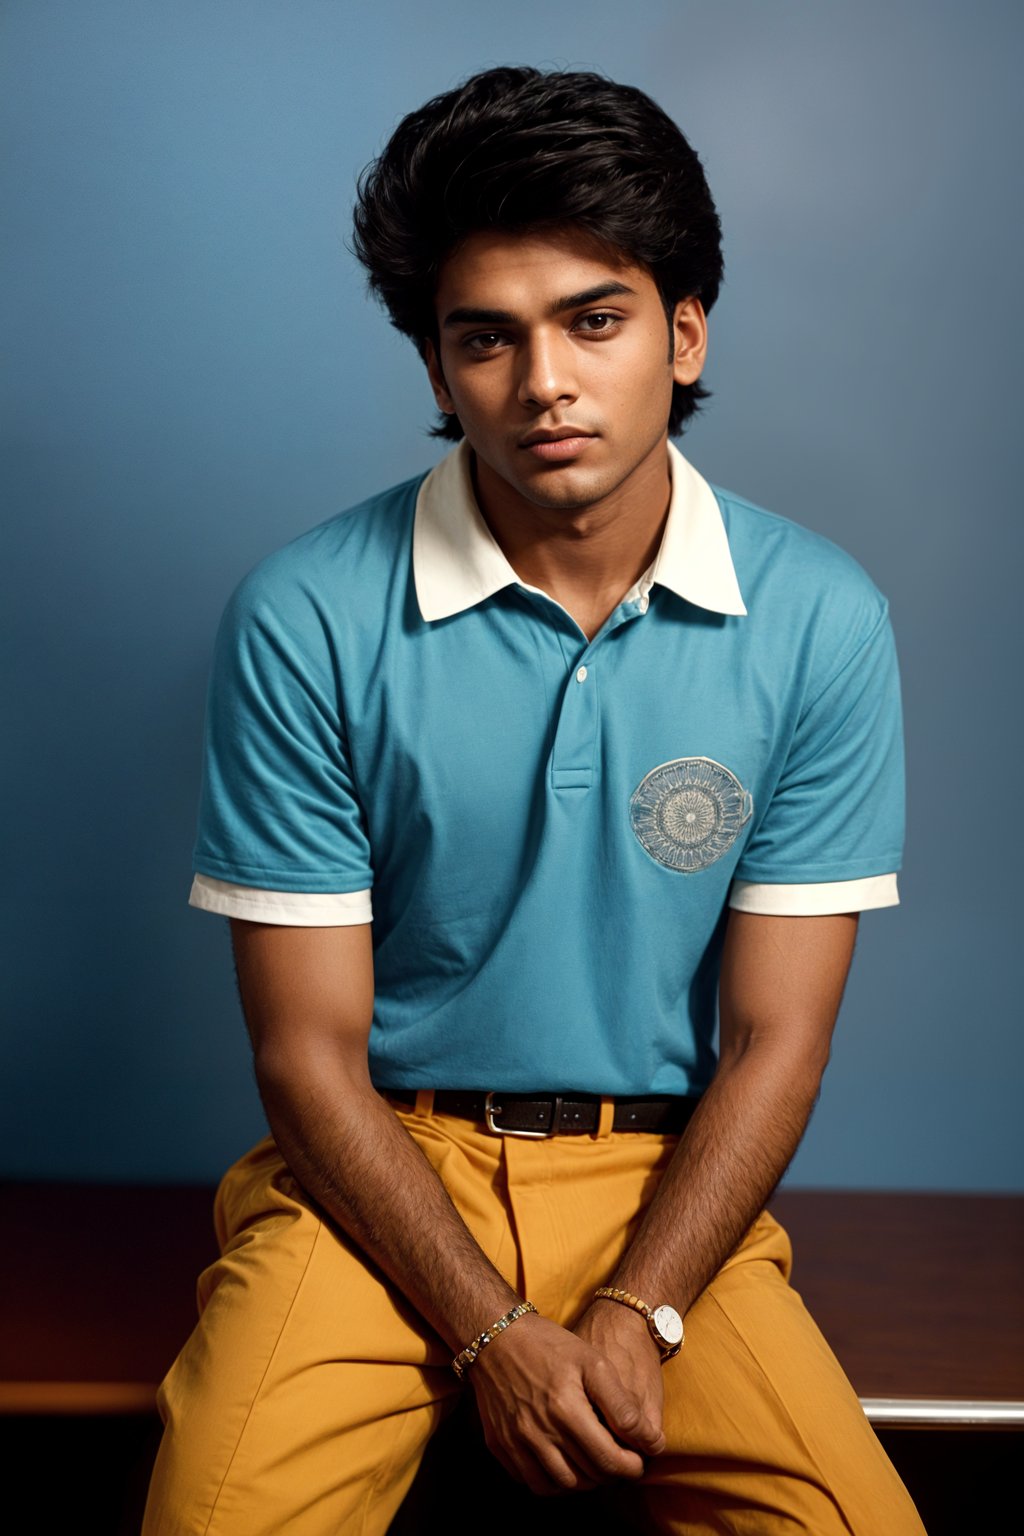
[599,910,855,1321]
[261,1036,817,1358]
[606,1037,822,1315]
[256,1050,519,1352]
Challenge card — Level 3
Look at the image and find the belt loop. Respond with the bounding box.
[595,1096,615,1141]
[414,1089,436,1118]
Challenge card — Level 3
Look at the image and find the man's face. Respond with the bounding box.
[425,226,706,518]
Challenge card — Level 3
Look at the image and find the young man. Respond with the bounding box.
[144,67,924,1534]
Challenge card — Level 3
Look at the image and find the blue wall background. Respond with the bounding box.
[4,0,1022,1188]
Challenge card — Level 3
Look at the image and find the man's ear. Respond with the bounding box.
[424,339,457,415]
[670,297,708,388]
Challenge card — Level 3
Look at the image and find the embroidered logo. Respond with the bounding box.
[630,757,753,873]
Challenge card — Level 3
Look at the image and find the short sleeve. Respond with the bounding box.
[191,569,374,904]
[731,600,905,893]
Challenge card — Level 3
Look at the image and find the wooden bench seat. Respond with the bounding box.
[3,1183,1020,1424]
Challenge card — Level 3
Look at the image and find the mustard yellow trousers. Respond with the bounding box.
[143,1096,926,1535]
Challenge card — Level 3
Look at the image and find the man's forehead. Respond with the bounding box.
[434,225,653,320]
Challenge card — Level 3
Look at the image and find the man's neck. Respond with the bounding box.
[471,442,671,642]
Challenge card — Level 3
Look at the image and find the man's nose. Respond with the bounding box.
[516,332,579,410]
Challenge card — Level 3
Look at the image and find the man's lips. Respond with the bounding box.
[519,429,598,462]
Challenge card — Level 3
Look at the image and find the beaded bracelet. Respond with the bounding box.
[451,1300,538,1379]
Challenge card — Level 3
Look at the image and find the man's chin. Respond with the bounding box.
[468,438,636,517]
[505,461,618,513]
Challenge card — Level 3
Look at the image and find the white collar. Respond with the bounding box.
[413,439,747,623]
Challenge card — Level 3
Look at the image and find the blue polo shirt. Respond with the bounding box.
[190,442,904,1097]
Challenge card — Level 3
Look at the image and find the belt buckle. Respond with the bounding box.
[484,1092,562,1139]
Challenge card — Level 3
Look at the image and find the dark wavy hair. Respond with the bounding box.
[352,67,724,439]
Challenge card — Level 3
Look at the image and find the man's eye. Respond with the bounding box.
[576,312,619,334]
[465,332,505,352]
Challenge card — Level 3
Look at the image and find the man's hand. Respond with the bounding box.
[468,1311,665,1496]
[574,1299,666,1451]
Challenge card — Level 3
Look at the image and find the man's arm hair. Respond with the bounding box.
[229,918,518,1348]
[566,909,859,1459]
[597,908,858,1313]
[229,918,664,1496]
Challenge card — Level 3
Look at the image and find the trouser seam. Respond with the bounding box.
[202,1217,326,1536]
[703,1286,857,1536]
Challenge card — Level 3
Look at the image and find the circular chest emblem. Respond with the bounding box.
[630,757,753,873]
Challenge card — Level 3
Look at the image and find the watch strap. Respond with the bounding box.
[593,1286,684,1358]
[594,1286,653,1322]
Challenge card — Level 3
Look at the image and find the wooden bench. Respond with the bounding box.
[2,1183,1021,1530]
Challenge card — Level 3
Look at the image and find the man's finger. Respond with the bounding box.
[487,1424,598,1497]
[548,1382,647,1481]
[583,1357,665,1456]
[529,1439,597,1496]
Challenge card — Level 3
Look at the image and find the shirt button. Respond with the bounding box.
[576,665,588,684]
[638,596,649,613]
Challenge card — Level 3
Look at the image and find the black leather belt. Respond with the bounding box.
[386,1089,701,1138]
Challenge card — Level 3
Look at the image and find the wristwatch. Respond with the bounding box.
[593,1286,685,1360]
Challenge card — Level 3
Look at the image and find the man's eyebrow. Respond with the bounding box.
[442,281,638,329]
[554,280,637,312]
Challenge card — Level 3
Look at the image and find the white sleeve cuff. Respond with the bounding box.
[189,873,373,926]
[728,874,899,915]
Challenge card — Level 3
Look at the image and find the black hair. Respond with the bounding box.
[352,66,724,440]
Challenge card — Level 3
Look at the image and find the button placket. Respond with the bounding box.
[546,599,646,794]
[551,652,599,791]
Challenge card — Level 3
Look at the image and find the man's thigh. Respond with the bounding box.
[142,1135,466,1536]
[633,1211,926,1536]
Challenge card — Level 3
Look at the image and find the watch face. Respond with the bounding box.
[652,1304,684,1347]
